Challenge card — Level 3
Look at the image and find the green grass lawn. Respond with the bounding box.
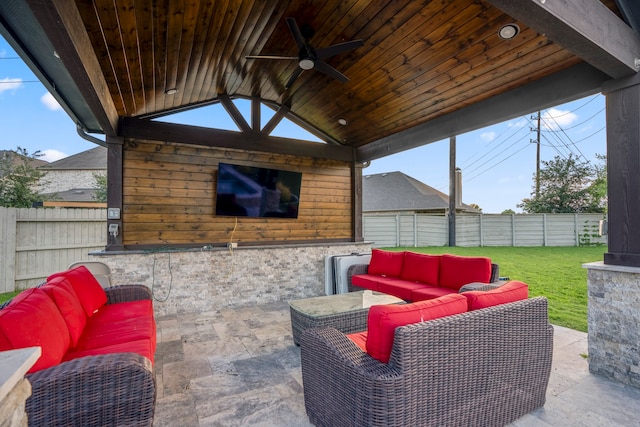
[386,246,606,332]
[0,246,603,332]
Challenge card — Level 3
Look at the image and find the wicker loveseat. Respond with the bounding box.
[0,265,156,427]
[300,287,553,427]
[347,249,500,301]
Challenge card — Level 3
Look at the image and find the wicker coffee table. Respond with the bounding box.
[289,290,403,345]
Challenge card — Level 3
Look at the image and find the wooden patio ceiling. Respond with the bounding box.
[1,0,639,162]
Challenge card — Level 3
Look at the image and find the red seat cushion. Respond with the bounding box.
[40,277,87,347]
[463,281,529,310]
[367,249,405,277]
[49,266,107,317]
[365,293,468,363]
[346,331,368,352]
[400,252,441,285]
[375,278,425,301]
[0,288,71,373]
[75,315,156,352]
[63,338,155,364]
[411,285,457,301]
[351,274,381,291]
[90,300,154,325]
[439,254,492,290]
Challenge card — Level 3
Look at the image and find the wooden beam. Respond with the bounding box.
[261,104,290,135]
[23,0,120,135]
[486,0,640,79]
[356,62,610,162]
[219,93,252,133]
[251,96,261,131]
[120,117,354,162]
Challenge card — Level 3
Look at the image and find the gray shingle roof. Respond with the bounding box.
[39,146,106,170]
[362,171,476,213]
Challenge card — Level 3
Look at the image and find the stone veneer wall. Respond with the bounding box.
[585,261,640,388]
[92,242,371,317]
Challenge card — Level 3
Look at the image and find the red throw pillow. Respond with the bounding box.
[439,254,492,290]
[365,293,468,363]
[367,249,405,277]
[40,277,88,347]
[400,252,440,284]
[0,288,71,373]
[463,281,529,310]
[48,266,107,317]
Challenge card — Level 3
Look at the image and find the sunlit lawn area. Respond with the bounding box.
[387,246,607,332]
[0,246,604,332]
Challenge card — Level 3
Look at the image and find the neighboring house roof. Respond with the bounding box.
[39,146,107,170]
[363,171,477,213]
[41,188,99,202]
[0,150,48,174]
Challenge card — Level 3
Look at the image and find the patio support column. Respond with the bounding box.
[603,73,640,267]
[106,135,124,251]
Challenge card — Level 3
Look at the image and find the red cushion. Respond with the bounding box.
[375,279,425,301]
[351,274,381,291]
[463,281,529,310]
[63,338,155,364]
[367,250,405,277]
[411,285,457,301]
[346,331,368,352]
[49,266,107,317]
[439,254,492,290]
[365,293,468,363]
[40,277,87,347]
[90,300,154,325]
[400,252,441,285]
[75,316,156,352]
[0,288,71,373]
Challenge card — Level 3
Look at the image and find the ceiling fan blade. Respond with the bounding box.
[245,55,298,60]
[285,17,307,52]
[313,60,349,83]
[285,67,304,89]
[316,39,364,60]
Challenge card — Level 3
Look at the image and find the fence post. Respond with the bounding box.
[479,214,484,247]
[543,213,547,247]
[0,208,17,293]
[575,214,579,246]
[511,214,516,246]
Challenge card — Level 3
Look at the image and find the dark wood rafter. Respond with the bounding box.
[261,104,290,135]
[251,96,261,131]
[218,93,252,132]
[119,117,354,162]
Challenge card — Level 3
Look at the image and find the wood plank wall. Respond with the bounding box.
[122,140,353,246]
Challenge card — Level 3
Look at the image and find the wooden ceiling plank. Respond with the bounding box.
[151,0,169,114]
[356,62,608,162]
[163,0,186,111]
[134,0,156,114]
[115,0,147,115]
[486,0,640,79]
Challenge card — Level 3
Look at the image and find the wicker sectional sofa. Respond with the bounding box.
[300,281,553,427]
[0,265,156,427]
[348,249,500,301]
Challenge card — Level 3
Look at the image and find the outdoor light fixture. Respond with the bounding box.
[498,24,520,40]
[338,118,347,125]
[165,88,178,95]
[299,58,315,70]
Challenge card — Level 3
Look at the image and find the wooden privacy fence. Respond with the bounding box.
[0,207,107,293]
[364,213,608,248]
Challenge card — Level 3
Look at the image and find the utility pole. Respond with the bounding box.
[449,136,456,247]
[530,111,541,198]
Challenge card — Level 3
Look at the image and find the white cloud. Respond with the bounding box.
[41,92,62,111]
[541,108,578,131]
[41,149,67,162]
[480,131,496,142]
[0,77,23,94]
[508,118,528,129]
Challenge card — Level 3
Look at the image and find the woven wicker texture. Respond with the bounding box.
[300,297,553,427]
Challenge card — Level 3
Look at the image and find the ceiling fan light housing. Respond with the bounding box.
[498,24,520,40]
[299,58,315,70]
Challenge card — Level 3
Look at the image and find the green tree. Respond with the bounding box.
[587,153,607,213]
[0,147,46,208]
[518,154,605,214]
[93,173,107,202]
[501,208,516,214]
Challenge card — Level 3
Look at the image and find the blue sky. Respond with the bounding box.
[1,35,606,213]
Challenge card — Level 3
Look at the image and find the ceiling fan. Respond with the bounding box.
[246,17,364,89]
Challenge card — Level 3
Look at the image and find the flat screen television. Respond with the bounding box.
[215,162,302,218]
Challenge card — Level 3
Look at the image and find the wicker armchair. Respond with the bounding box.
[300,297,553,427]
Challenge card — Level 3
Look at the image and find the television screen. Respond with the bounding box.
[215,162,302,218]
